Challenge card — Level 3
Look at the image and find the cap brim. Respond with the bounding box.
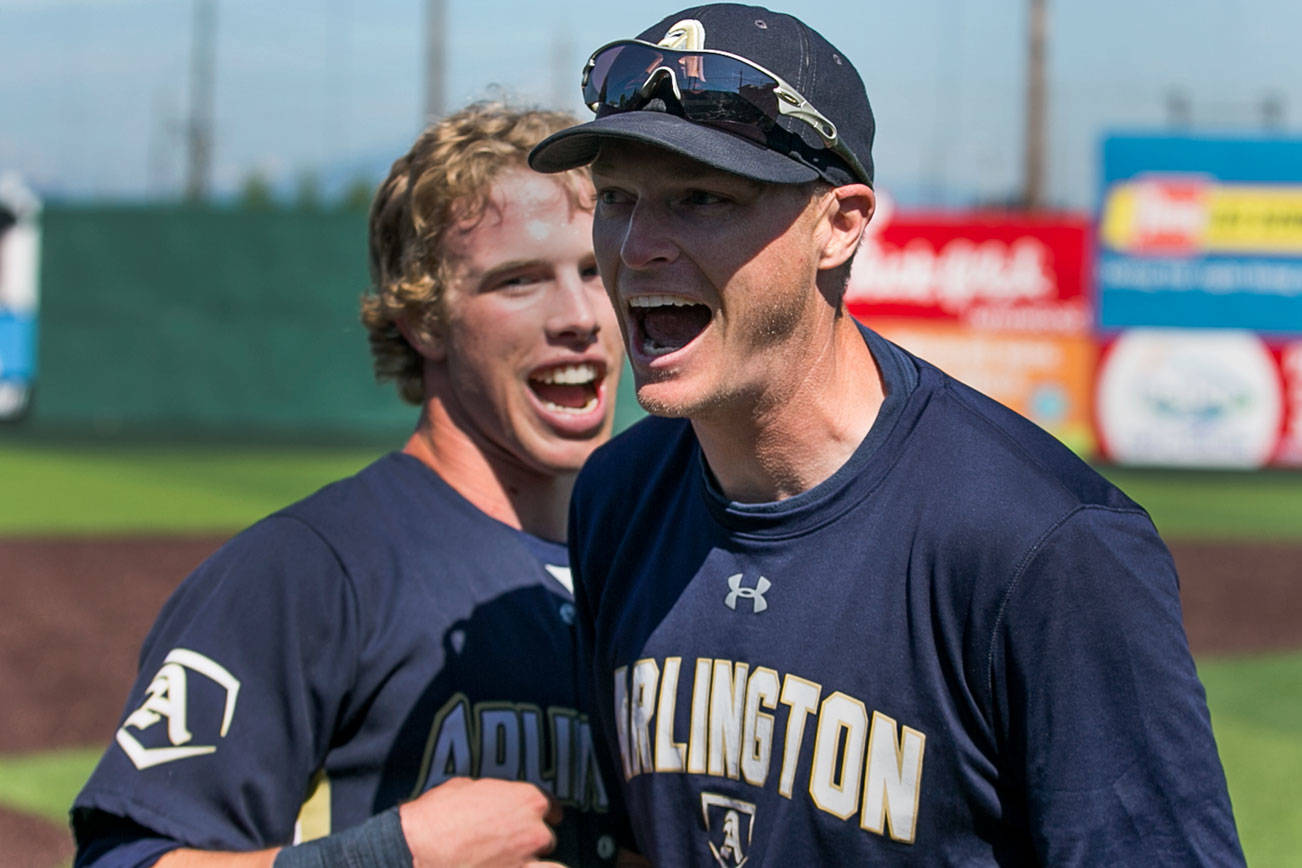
[528,111,820,185]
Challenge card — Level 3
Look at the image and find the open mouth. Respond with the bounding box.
[528,362,603,414]
[630,294,712,357]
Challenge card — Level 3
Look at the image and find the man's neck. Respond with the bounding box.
[692,319,884,504]
[402,405,573,543]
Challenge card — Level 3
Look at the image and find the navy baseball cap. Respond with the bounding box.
[529,3,875,187]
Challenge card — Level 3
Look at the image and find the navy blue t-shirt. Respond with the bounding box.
[568,326,1244,865]
[73,452,615,866]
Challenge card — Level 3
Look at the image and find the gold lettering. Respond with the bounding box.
[777,675,822,798]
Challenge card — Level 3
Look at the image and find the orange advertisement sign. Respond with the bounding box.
[868,319,1097,455]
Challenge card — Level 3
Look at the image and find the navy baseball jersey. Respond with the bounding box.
[568,326,1244,865]
[73,452,615,866]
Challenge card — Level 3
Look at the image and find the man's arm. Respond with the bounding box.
[991,506,1244,864]
[91,779,564,868]
[154,849,275,867]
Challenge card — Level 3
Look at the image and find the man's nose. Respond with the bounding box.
[546,271,602,345]
[619,200,677,270]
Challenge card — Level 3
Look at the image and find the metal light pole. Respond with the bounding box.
[186,0,216,202]
[424,0,447,122]
[1022,0,1046,210]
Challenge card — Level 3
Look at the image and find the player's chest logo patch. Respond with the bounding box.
[701,792,757,867]
[115,648,241,770]
[724,573,770,613]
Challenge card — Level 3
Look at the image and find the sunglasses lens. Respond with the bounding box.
[585,44,664,110]
[586,43,782,131]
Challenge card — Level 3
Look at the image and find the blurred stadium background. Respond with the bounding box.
[3,0,1300,864]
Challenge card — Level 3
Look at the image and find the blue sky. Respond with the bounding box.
[3,0,1299,208]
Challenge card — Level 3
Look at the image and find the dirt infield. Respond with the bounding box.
[1,803,75,868]
[2,535,1299,862]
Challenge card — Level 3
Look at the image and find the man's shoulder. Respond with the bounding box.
[273,451,411,530]
[268,451,486,550]
[178,452,441,600]
[912,358,1139,516]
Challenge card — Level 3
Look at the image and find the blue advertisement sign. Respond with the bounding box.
[0,175,40,420]
[1097,134,1302,335]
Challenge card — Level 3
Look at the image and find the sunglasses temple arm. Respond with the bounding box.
[776,100,871,186]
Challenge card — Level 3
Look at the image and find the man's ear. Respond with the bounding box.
[818,185,875,271]
[396,313,446,363]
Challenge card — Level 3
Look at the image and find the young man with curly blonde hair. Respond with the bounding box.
[73,102,624,868]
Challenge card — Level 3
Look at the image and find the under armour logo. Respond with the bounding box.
[724,573,770,613]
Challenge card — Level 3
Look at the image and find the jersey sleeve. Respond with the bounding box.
[71,809,180,868]
[988,505,1245,865]
[72,515,361,852]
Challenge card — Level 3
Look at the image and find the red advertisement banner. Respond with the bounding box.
[845,206,1092,334]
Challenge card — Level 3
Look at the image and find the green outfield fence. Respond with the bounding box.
[25,204,409,440]
[15,205,641,443]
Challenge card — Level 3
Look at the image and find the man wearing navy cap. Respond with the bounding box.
[531,4,1245,864]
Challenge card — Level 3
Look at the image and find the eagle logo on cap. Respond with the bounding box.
[658,18,706,50]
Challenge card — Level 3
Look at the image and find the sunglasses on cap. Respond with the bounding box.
[581,39,873,187]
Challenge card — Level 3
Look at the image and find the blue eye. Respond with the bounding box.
[685,190,726,206]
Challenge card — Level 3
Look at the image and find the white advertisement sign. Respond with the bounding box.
[1096,329,1283,468]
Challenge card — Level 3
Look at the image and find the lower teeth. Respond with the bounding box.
[543,396,598,414]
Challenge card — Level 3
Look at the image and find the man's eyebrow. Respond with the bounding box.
[589,154,626,179]
[477,259,544,283]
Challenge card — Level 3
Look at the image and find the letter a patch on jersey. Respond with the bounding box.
[116,648,241,770]
[701,792,756,867]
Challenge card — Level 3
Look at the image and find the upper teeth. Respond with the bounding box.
[536,363,597,385]
[629,295,699,309]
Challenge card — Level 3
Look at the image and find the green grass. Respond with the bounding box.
[1,440,377,535]
[1099,466,1302,541]
[0,746,101,822]
[1199,652,1302,866]
[5,440,1302,540]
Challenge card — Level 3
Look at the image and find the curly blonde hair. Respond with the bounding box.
[362,102,590,404]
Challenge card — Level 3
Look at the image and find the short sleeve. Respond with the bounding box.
[71,809,180,867]
[72,515,360,851]
[990,506,1245,865]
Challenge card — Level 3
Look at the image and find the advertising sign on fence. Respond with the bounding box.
[1277,340,1302,466]
[846,205,1091,332]
[0,174,40,421]
[1095,329,1286,468]
[846,205,1096,452]
[872,319,1097,455]
[1098,135,1302,335]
